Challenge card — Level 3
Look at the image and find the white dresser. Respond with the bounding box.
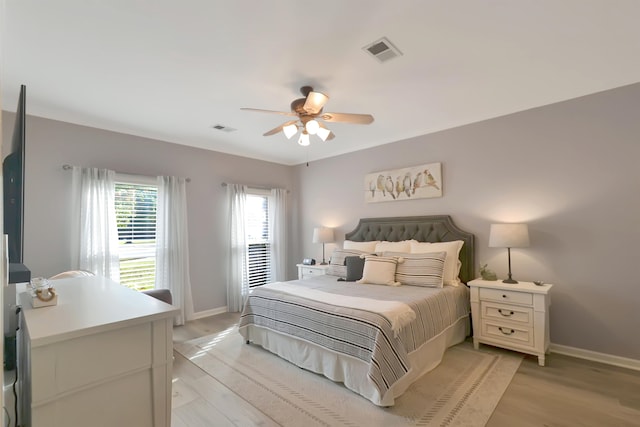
[296,264,329,280]
[468,279,552,366]
[18,276,178,427]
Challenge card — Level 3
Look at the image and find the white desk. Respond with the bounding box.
[18,276,178,427]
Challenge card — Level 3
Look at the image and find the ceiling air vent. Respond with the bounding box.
[363,37,403,63]
[211,124,236,132]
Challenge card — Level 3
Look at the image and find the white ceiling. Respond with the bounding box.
[2,1,639,165]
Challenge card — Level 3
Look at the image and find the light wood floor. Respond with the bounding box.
[172,313,640,427]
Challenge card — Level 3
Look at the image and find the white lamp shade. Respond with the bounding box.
[489,224,530,248]
[305,119,320,135]
[283,124,298,139]
[316,127,331,141]
[312,227,334,244]
[298,132,310,146]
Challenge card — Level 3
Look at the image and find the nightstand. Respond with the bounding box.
[296,264,329,280]
[469,278,553,366]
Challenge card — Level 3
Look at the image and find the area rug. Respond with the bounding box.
[174,327,522,427]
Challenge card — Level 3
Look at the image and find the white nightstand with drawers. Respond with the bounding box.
[296,264,329,280]
[469,278,553,366]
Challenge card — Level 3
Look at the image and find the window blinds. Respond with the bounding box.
[115,182,158,291]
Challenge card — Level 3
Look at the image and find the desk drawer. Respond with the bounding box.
[481,302,532,325]
[30,323,152,402]
[479,288,533,305]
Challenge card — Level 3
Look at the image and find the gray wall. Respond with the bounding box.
[1,114,297,315]
[295,83,640,360]
[3,83,639,360]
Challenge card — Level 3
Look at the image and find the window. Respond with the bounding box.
[115,176,157,291]
[245,191,270,287]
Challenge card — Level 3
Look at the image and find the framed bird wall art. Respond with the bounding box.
[364,162,442,203]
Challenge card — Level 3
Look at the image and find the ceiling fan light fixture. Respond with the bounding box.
[241,86,374,145]
[316,127,331,141]
[305,119,320,135]
[283,123,298,139]
[298,131,310,146]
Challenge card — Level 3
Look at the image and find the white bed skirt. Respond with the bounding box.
[239,314,470,406]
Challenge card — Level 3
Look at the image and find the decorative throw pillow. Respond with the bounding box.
[327,248,369,278]
[409,240,464,286]
[384,251,447,288]
[344,256,367,281]
[326,264,347,278]
[374,240,412,254]
[343,240,379,253]
[357,255,403,287]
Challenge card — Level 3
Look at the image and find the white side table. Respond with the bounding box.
[296,264,329,280]
[469,278,552,366]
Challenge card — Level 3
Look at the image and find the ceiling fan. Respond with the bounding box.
[241,86,374,146]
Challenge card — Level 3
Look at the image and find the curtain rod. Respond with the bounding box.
[221,182,289,193]
[62,164,191,182]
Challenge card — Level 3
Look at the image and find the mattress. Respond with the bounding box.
[238,274,471,406]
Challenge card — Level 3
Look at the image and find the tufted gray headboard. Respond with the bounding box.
[344,215,475,284]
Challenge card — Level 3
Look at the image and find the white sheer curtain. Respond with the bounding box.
[155,176,193,326]
[70,167,119,280]
[227,184,249,312]
[269,188,287,282]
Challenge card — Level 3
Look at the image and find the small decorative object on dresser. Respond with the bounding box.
[296,263,329,280]
[469,278,552,366]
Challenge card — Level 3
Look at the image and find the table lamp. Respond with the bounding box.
[312,227,334,265]
[489,223,529,284]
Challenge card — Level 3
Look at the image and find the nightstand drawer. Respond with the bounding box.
[297,264,328,280]
[482,321,534,347]
[479,288,533,306]
[300,267,324,277]
[481,302,532,325]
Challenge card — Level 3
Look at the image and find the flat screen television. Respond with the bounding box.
[3,84,30,283]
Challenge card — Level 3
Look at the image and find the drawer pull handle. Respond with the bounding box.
[502,294,508,299]
[498,309,514,317]
[498,327,515,335]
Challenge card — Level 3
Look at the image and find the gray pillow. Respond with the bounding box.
[345,255,366,282]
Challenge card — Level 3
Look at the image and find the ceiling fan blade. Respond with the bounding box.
[263,120,298,136]
[303,91,329,115]
[319,112,374,124]
[241,107,297,117]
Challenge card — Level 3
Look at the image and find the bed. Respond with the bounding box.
[239,215,475,406]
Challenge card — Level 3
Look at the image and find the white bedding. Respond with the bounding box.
[239,275,471,406]
[264,281,416,335]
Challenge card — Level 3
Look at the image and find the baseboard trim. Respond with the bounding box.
[191,306,228,320]
[550,343,640,372]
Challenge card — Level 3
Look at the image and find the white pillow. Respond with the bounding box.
[343,240,379,253]
[384,251,446,288]
[357,255,403,287]
[374,240,411,254]
[409,240,464,286]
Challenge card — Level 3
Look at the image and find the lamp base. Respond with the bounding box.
[502,278,518,284]
[319,262,328,265]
